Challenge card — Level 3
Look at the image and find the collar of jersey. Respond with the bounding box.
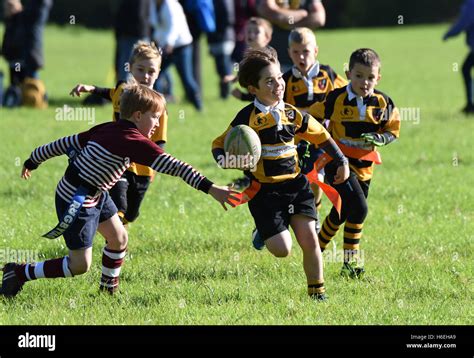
[347,83,374,102]
[118,118,139,129]
[253,98,285,115]
[254,98,285,130]
[291,62,320,80]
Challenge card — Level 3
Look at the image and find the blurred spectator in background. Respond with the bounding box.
[207,0,235,99]
[231,0,257,64]
[114,0,151,82]
[179,0,215,93]
[2,0,23,87]
[257,0,325,71]
[21,0,52,79]
[153,0,202,110]
[1,0,51,108]
[227,17,273,101]
[444,0,474,114]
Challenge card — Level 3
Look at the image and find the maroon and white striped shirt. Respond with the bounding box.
[25,120,213,207]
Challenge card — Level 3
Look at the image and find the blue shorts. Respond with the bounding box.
[55,191,117,250]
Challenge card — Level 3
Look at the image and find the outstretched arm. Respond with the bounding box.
[24,134,84,171]
[69,84,96,97]
[70,83,113,101]
[21,166,32,180]
[150,152,239,210]
[133,142,239,210]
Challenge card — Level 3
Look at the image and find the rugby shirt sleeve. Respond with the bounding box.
[295,112,331,146]
[211,125,232,165]
[381,97,401,139]
[23,124,106,170]
[132,141,214,194]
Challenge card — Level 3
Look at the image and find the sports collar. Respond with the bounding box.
[346,83,373,101]
[346,84,372,120]
[253,98,285,114]
[253,98,285,130]
[291,62,320,80]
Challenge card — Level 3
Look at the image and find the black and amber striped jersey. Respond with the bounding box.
[309,84,401,181]
[212,99,331,184]
[93,81,168,177]
[283,63,347,112]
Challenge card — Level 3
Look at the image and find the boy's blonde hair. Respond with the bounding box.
[129,41,162,67]
[288,27,317,47]
[246,17,273,38]
[120,82,166,119]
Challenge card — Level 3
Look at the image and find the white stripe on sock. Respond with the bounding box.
[102,266,122,278]
[103,248,126,260]
[62,257,73,278]
[24,264,32,281]
[34,262,45,279]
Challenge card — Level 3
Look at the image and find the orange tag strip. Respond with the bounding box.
[229,180,262,207]
[336,141,382,164]
[306,154,342,217]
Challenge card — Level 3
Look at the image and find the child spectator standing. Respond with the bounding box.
[229,17,273,102]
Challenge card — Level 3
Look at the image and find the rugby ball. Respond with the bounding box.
[223,125,261,169]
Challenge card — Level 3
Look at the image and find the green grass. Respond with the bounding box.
[0,24,473,325]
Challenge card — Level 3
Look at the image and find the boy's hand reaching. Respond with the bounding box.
[21,166,32,180]
[333,163,349,185]
[208,185,240,211]
[69,84,96,97]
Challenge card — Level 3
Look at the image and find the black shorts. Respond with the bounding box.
[109,171,152,222]
[55,191,117,250]
[248,174,317,240]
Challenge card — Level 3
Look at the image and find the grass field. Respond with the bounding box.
[0,24,473,325]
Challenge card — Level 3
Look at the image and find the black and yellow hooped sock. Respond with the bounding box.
[343,221,363,263]
[318,216,341,252]
[307,279,325,297]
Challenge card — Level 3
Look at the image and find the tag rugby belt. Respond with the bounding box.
[43,151,101,240]
[42,185,89,239]
[229,141,382,218]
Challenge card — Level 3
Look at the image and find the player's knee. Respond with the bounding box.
[271,244,292,258]
[350,198,368,223]
[117,229,128,250]
[69,257,92,275]
[357,200,369,222]
[298,235,319,253]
